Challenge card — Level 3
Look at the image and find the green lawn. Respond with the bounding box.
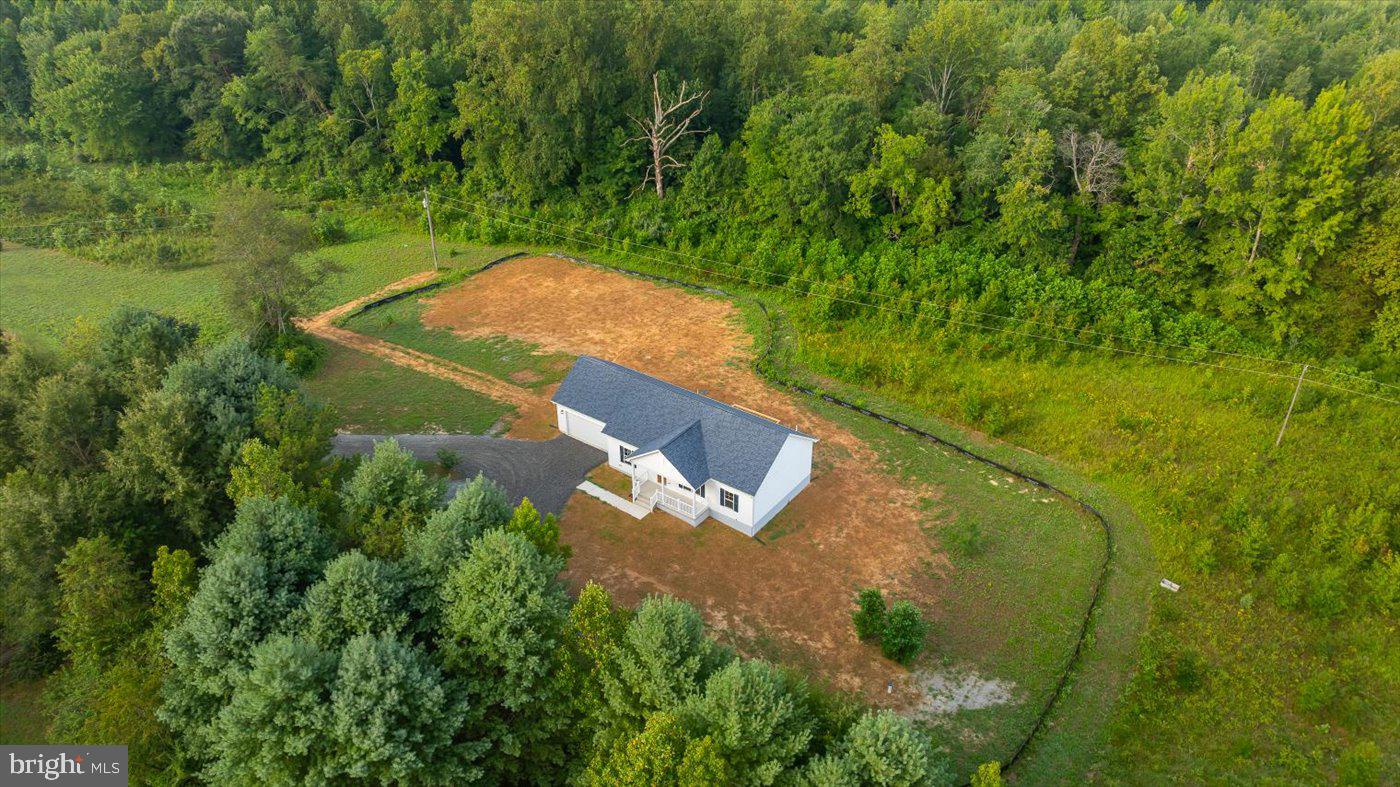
[0,244,235,342]
[796,394,1106,779]
[0,231,515,346]
[303,339,512,435]
[340,295,571,390]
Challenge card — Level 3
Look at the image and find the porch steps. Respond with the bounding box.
[576,481,651,519]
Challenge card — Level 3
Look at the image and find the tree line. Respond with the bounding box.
[2,0,1396,368]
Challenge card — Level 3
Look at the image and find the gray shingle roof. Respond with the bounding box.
[552,356,815,495]
[629,419,709,488]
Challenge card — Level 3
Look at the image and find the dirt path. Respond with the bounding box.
[296,273,542,411]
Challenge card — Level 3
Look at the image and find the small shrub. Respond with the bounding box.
[312,212,348,245]
[436,449,461,474]
[1338,740,1381,787]
[1305,565,1348,619]
[971,761,1002,787]
[851,588,886,641]
[270,330,325,376]
[880,601,928,664]
[1166,647,1207,694]
[1297,668,1337,715]
[945,518,986,557]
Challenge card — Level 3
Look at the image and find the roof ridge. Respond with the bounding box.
[576,355,814,440]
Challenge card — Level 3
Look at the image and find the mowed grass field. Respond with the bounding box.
[340,295,572,391]
[303,339,511,435]
[773,395,1105,777]
[1,231,520,434]
[1,243,235,341]
[0,232,517,345]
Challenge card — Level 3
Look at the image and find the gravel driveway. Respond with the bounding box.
[331,434,605,516]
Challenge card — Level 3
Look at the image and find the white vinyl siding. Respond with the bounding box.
[557,405,607,450]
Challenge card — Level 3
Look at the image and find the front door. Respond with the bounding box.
[656,473,667,487]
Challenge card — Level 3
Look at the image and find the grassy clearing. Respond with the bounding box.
[792,322,1398,782]
[0,244,234,341]
[306,234,518,314]
[303,339,512,435]
[0,678,47,744]
[0,231,510,346]
[802,395,1105,778]
[340,295,571,390]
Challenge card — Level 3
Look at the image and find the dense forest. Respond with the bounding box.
[2,0,1397,367]
[2,0,1398,783]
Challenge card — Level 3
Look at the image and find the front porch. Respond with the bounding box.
[631,478,708,524]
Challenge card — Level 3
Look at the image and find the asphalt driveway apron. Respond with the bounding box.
[331,434,605,516]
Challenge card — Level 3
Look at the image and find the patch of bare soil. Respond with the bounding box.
[424,256,951,708]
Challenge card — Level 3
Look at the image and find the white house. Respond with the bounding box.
[553,356,817,536]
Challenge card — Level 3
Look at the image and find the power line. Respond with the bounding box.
[427,192,1399,406]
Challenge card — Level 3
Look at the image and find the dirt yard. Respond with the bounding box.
[421,256,951,707]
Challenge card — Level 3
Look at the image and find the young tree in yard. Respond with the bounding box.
[338,438,444,557]
[880,601,928,664]
[626,72,709,199]
[440,529,571,781]
[213,190,342,340]
[852,587,887,641]
[506,496,571,561]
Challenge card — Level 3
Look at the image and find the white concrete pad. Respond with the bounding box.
[576,480,651,519]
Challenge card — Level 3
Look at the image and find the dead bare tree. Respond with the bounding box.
[1058,129,1124,268]
[1057,129,1125,204]
[626,72,708,199]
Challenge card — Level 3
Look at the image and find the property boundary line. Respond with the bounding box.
[541,252,1115,781]
[347,248,1118,779]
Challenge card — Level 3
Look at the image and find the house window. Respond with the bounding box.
[720,488,738,512]
[679,483,692,492]
[619,446,632,465]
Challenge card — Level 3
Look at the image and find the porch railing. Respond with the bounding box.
[634,480,704,518]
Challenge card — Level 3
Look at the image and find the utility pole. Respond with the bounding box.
[1275,364,1308,447]
[422,188,439,271]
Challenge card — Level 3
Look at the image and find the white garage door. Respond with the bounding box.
[562,407,607,450]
